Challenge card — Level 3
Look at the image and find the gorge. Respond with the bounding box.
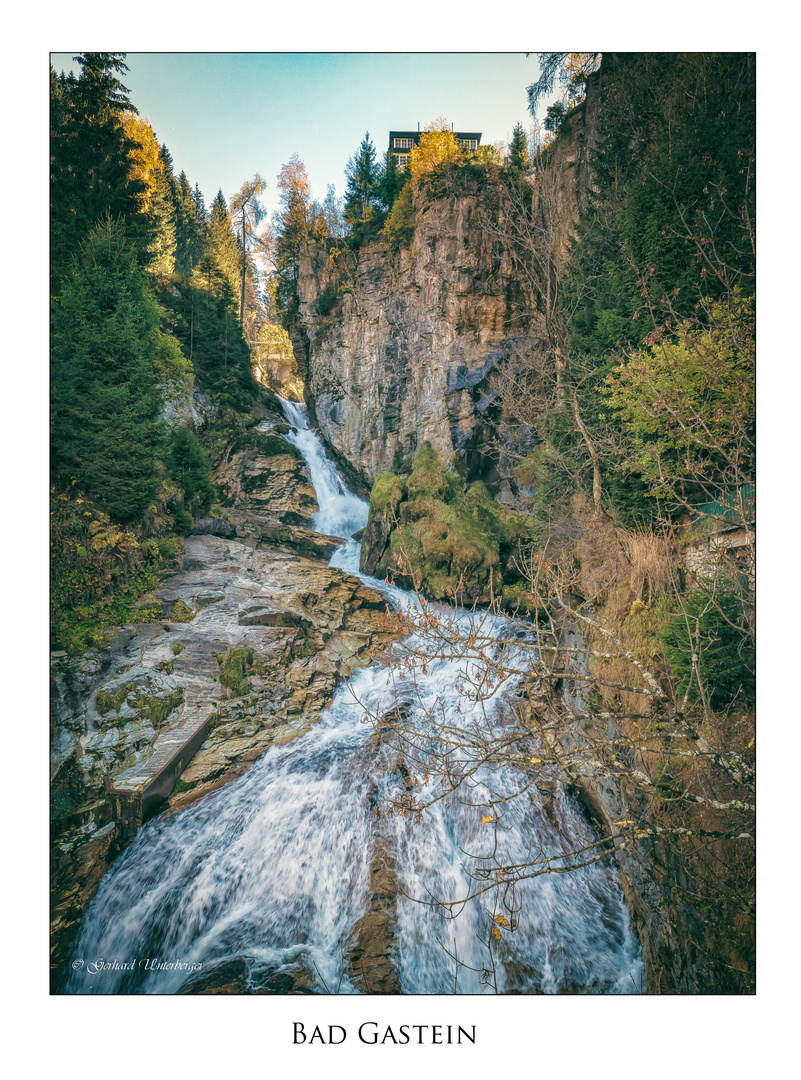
[61,401,644,995]
[50,52,756,998]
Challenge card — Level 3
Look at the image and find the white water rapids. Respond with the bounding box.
[65,400,643,995]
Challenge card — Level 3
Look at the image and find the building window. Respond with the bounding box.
[395,154,411,169]
[393,138,414,149]
[459,139,478,151]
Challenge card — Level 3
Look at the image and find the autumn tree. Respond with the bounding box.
[120,113,176,275]
[408,119,464,187]
[606,293,755,525]
[231,173,268,329]
[271,154,326,321]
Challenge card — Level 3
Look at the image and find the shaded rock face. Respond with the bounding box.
[178,954,319,995]
[191,512,342,562]
[292,183,547,500]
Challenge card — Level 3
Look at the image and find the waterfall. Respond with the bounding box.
[64,400,643,995]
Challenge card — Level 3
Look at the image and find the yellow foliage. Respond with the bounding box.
[408,120,463,187]
[122,113,162,213]
[481,815,494,825]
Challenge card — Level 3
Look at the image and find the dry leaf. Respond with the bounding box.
[481,815,493,825]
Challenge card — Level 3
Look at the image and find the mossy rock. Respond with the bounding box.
[217,647,264,697]
[369,472,405,517]
[368,443,535,603]
[170,600,196,623]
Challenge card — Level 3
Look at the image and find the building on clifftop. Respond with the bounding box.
[388,128,482,168]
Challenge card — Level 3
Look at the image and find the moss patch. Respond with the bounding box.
[368,443,535,603]
[170,600,196,623]
[216,647,264,697]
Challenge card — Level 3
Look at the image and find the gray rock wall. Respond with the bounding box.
[293,183,546,498]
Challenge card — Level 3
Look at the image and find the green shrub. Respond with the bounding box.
[168,427,215,517]
[371,443,535,602]
[172,507,194,535]
[369,472,405,517]
[381,183,415,248]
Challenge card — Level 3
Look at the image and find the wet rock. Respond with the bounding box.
[237,600,310,628]
[348,840,402,994]
[50,820,117,990]
[192,512,343,562]
[50,532,400,982]
[177,956,250,995]
[360,507,395,577]
[212,427,318,524]
[178,955,319,995]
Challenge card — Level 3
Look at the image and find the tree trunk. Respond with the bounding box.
[240,209,247,328]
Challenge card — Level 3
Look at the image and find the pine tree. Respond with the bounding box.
[148,160,177,276]
[173,171,206,276]
[507,123,531,180]
[376,152,407,213]
[51,216,165,523]
[50,53,146,283]
[198,190,239,298]
[344,132,379,225]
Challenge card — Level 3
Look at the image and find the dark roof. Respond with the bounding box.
[388,130,482,148]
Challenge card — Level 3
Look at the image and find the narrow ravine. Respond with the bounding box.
[65,401,642,995]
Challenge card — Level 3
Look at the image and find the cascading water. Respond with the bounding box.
[64,399,642,995]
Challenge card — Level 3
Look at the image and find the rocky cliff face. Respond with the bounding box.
[292,182,543,506]
[290,88,598,508]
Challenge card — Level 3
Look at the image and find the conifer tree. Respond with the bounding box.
[376,151,407,212]
[344,132,379,224]
[50,53,146,283]
[51,216,165,523]
[173,171,207,276]
[507,123,531,180]
[202,189,240,298]
[148,161,177,277]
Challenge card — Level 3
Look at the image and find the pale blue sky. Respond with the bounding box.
[50,52,549,220]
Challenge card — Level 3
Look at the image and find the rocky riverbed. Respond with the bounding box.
[49,415,398,989]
